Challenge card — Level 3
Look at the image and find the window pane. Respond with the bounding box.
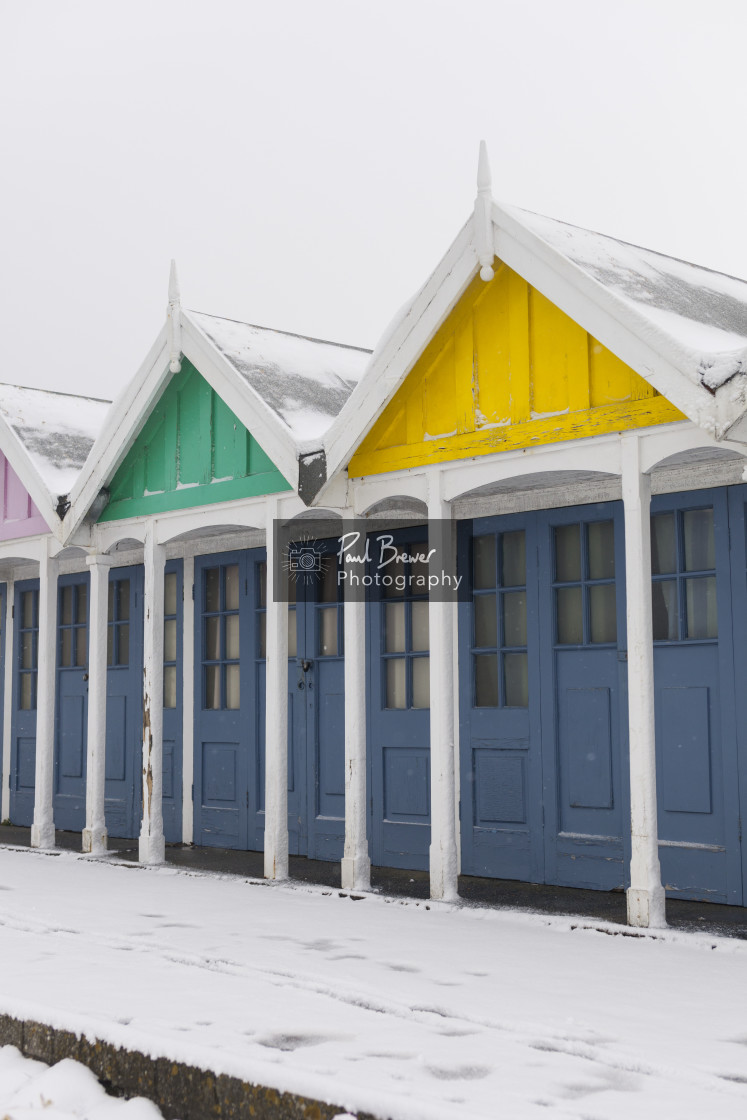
[386,658,406,709]
[76,585,88,625]
[651,514,676,575]
[21,673,33,710]
[686,576,717,639]
[164,572,178,617]
[21,632,34,670]
[588,521,615,580]
[225,614,240,660]
[319,607,338,656]
[385,602,406,653]
[107,625,114,667]
[163,665,177,709]
[22,591,35,629]
[117,581,130,621]
[164,618,177,662]
[61,585,73,626]
[474,595,496,648]
[117,624,129,666]
[555,524,581,583]
[503,591,527,647]
[410,543,430,594]
[318,557,338,603]
[258,612,266,658]
[226,664,240,709]
[556,586,583,645]
[107,582,114,623]
[287,571,297,605]
[473,536,496,590]
[589,583,617,643]
[683,509,715,572]
[383,546,405,598]
[75,626,87,667]
[411,601,429,651]
[225,565,240,611]
[205,665,221,709]
[61,628,72,668]
[205,568,220,612]
[258,563,267,608]
[504,652,529,707]
[652,580,678,641]
[501,531,526,588]
[288,610,297,658]
[475,654,498,707]
[205,617,220,661]
[412,656,430,709]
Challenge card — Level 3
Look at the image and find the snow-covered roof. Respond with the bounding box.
[0,384,110,496]
[187,311,371,442]
[508,206,747,391]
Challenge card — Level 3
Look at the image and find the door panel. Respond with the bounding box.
[10,580,39,825]
[162,560,183,842]
[369,527,431,871]
[54,574,89,831]
[105,566,144,839]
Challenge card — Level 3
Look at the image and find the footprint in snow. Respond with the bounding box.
[256,1034,341,1052]
[426,1065,490,1081]
[384,962,420,973]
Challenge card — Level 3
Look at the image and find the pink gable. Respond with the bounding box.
[0,452,49,541]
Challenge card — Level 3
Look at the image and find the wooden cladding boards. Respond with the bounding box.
[350,265,684,476]
[100,361,289,521]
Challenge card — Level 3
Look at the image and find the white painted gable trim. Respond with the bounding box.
[0,411,64,537]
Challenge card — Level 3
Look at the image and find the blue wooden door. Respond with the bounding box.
[194,550,264,850]
[299,549,345,862]
[105,566,144,839]
[54,574,89,831]
[162,560,183,842]
[539,503,628,890]
[10,580,39,825]
[368,527,431,871]
[727,485,747,906]
[458,515,544,882]
[652,489,741,904]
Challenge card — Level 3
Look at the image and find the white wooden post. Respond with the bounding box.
[427,473,459,901]
[1,578,14,822]
[181,552,195,843]
[621,436,666,928]
[264,498,289,880]
[31,546,58,849]
[341,553,370,890]
[139,526,166,864]
[83,554,111,854]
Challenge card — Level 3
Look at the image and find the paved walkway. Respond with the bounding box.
[1,824,746,939]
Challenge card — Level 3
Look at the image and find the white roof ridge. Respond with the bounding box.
[188,308,372,356]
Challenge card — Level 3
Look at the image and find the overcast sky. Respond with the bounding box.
[2,0,746,402]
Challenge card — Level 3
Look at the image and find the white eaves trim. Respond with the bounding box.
[64,315,303,543]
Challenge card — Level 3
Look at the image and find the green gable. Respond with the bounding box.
[99,359,291,522]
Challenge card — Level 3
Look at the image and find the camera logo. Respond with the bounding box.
[286,538,325,576]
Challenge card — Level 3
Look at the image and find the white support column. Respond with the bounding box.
[621,436,666,928]
[31,546,58,849]
[83,554,112,854]
[264,498,289,880]
[181,553,195,844]
[139,526,166,864]
[1,578,14,822]
[427,473,459,901]
[341,519,370,890]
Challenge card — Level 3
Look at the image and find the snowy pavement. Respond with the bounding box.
[0,847,743,1120]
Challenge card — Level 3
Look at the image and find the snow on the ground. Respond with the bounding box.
[0,847,744,1120]
[0,1046,161,1118]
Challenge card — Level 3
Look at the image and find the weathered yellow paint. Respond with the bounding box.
[349,263,685,478]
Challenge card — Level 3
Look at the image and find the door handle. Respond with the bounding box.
[82,674,89,681]
[301,660,313,673]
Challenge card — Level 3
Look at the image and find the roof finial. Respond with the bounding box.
[167,259,182,374]
[475,140,495,282]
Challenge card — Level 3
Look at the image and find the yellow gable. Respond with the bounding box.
[349,263,684,477]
